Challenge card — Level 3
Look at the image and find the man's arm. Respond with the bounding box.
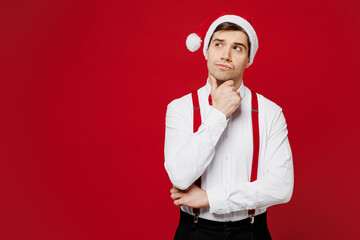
[164,77,241,190]
[164,99,227,190]
[170,184,209,208]
[169,108,293,212]
[206,109,294,214]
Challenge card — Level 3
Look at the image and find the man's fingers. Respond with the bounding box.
[171,193,182,200]
[223,80,234,87]
[217,80,235,93]
[170,187,181,193]
[171,189,185,207]
[174,199,182,207]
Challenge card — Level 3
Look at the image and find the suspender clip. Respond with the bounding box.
[193,214,199,223]
[249,214,255,224]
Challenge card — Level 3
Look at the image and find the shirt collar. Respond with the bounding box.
[205,78,247,99]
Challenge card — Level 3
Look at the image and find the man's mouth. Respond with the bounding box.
[215,64,232,70]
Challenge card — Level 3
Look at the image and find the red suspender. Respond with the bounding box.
[248,90,259,223]
[250,90,259,183]
[191,90,201,133]
[191,89,260,223]
[191,90,202,217]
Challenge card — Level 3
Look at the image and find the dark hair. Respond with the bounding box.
[208,22,251,57]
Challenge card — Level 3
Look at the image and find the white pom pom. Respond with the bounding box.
[186,33,202,52]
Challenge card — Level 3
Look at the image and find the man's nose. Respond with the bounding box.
[221,47,231,62]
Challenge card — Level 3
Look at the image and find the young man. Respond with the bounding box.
[164,14,294,240]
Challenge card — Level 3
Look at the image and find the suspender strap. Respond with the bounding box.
[191,90,201,133]
[191,90,202,217]
[250,90,259,183]
[248,90,259,223]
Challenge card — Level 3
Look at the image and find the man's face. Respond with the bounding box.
[206,30,250,83]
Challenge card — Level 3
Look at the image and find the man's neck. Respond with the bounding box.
[232,78,243,91]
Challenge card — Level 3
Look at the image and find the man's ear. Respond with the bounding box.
[245,57,250,68]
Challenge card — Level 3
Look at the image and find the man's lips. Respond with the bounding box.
[215,64,232,70]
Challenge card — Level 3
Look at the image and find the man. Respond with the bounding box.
[164,13,294,240]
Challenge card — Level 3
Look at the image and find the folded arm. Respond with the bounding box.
[164,100,227,190]
[206,109,294,214]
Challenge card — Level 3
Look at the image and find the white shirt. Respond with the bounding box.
[164,80,294,222]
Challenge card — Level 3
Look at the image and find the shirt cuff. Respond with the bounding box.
[206,188,230,214]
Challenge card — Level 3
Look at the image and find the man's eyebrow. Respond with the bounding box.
[211,38,224,43]
[234,42,248,50]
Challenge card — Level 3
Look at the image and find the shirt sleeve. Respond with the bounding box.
[206,109,294,214]
[164,99,228,190]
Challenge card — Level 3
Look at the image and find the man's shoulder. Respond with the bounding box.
[254,91,283,114]
[167,85,207,110]
[253,91,289,132]
[167,93,192,111]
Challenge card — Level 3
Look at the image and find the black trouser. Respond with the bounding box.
[174,210,272,240]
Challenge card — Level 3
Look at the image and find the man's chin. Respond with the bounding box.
[212,74,233,82]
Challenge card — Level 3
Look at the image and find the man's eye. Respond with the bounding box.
[215,43,222,47]
[234,46,242,51]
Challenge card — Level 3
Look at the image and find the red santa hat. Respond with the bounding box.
[186,13,259,66]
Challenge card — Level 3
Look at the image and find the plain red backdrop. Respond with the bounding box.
[1,0,359,239]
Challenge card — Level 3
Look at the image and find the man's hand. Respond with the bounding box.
[170,184,209,208]
[209,75,241,118]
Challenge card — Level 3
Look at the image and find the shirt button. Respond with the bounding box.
[226,156,229,160]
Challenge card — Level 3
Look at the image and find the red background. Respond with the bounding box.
[1,0,359,239]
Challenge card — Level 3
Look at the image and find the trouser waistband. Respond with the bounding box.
[179,210,268,231]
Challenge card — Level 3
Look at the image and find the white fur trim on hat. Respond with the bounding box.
[203,15,259,66]
[186,33,202,52]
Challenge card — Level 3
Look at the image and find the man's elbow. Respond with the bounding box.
[282,189,293,204]
[279,181,294,204]
[276,163,294,204]
[164,162,194,190]
[169,174,194,190]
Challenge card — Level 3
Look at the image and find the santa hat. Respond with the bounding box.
[186,13,259,66]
